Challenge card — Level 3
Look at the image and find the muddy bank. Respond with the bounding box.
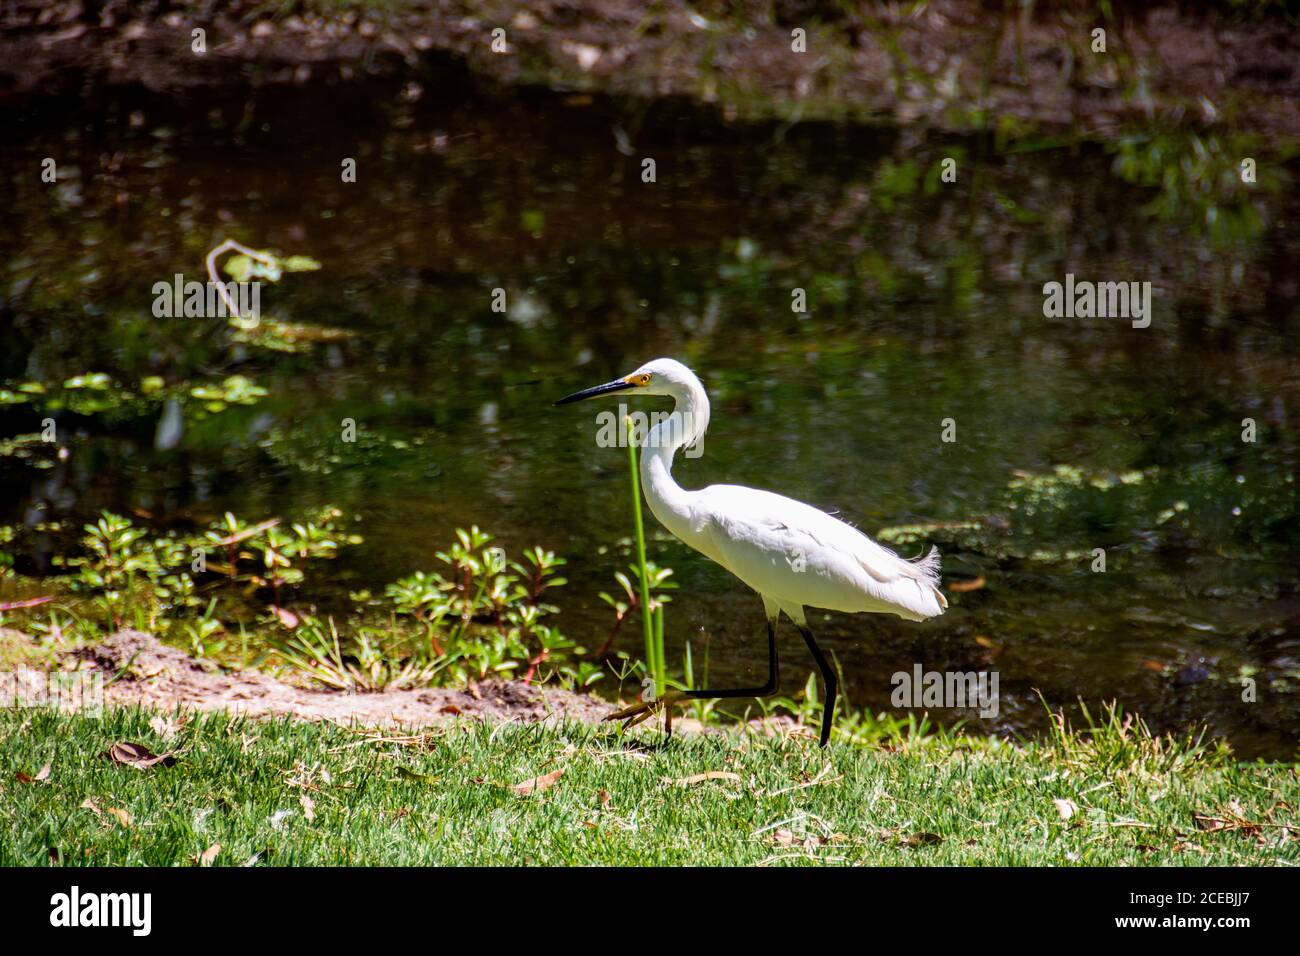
[3,1,1298,140]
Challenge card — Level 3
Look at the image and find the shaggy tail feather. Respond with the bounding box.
[910,545,948,611]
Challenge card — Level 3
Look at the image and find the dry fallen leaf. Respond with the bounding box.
[1054,798,1078,821]
[34,762,51,781]
[197,843,221,867]
[948,575,986,593]
[674,771,741,787]
[513,769,564,796]
[105,741,177,770]
[598,789,611,807]
[300,794,315,821]
[1192,811,1261,837]
[771,827,834,849]
[105,807,131,828]
[397,766,439,785]
[899,832,941,848]
[1193,813,1227,832]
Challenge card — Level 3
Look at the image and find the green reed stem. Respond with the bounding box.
[626,416,663,696]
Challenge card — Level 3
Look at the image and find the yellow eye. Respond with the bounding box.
[630,373,652,386]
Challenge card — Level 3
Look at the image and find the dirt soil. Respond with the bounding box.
[2,1,1298,140]
[63,629,617,728]
[0,630,804,736]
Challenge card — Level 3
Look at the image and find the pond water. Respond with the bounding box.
[2,59,1297,758]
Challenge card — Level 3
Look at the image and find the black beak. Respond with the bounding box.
[554,378,635,406]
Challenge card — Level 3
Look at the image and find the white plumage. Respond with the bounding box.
[557,356,946,746]
[695,484,947,622]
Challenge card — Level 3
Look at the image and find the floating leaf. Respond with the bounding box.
[223,253,282,283]
[63,373,112,390]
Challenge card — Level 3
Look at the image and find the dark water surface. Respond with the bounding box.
[2,60,1298,757]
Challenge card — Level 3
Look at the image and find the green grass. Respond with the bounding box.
[3,706,1295,866]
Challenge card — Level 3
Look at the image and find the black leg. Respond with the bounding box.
[606,621,780,737]
[798,625,837,748]
[682,619,780,700]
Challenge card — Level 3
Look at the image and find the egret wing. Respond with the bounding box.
[695,485,946,620]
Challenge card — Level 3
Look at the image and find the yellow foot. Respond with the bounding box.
[604,689,689,732]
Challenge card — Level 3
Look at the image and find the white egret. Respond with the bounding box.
[557,358,947,746]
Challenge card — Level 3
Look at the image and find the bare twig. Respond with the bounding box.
[205,238,277,329]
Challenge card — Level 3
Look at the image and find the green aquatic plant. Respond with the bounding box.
[75,512,166,629]
[49,507,359,635]
[8,514,608,693]
[595,560,675,658]
[188,374,269,413]
[0,525,13,575]
[379,527,599,692]
[0,382,45,405]
[0,434,59,469]
[0,369,276,462]
[877,457,1284,568]
[1109,129,1289,245]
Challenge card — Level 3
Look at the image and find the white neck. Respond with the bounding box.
[638,380,710,541]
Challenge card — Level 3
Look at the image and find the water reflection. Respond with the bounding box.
[1,67,1297,757]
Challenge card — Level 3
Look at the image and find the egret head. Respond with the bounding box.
[554,358,702,405]
[555,358,710,454]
